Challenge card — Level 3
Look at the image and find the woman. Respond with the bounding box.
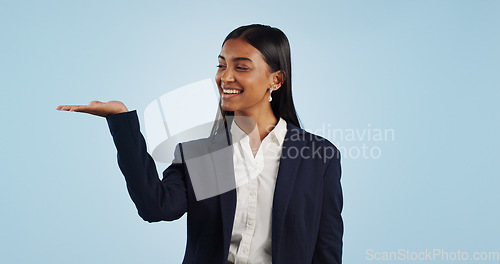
[57,24,343,264]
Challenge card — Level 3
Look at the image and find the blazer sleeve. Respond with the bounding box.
[106,110,188,222]
[312,146,343,264]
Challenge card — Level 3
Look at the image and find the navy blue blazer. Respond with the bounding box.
[106,110,343,264]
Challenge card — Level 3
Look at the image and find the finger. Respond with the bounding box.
[70,105,91,112]
[57,105,76,111]
[56,105,75,111]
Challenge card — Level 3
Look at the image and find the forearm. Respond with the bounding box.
[106,110,187,222]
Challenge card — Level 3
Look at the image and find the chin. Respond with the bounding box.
[220,98,242,112]
[220,104,237,112]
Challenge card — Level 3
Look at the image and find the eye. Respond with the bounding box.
[216,64,226,69]
[236,66,250,71]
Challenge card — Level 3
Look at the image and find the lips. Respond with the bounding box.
[221,86,243,94]
[223,89,243,94]
[221,86,243,99]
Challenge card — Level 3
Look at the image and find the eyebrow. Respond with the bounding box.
[218,55,253,63]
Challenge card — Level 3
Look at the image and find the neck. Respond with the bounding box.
[234,104,278,141]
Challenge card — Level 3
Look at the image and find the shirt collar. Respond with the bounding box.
[271,117,287,146]
[229,118,246,143]
[229,117,288,146]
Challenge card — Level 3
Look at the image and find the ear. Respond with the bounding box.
[270,70,285,91]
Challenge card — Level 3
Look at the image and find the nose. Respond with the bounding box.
[220,66,235,84]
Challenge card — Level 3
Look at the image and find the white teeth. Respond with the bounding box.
[223,89,242,94]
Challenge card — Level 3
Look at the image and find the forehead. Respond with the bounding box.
[219,38,264,61]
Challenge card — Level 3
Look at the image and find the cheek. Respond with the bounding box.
[245,75,269,94]
[215,74,222,91]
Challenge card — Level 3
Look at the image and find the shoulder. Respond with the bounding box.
[176,136,216,160]
[282,124,341,179]
[170,137,212,163]
[285,122,341,161]
[300,131,342,180]
[306,130,341,163]
[175,128,232,162]
[309,131,340,157]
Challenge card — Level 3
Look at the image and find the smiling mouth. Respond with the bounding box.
[222,88,243,94]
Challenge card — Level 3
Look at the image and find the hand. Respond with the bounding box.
[56,100,129,117]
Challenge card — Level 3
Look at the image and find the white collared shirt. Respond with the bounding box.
[227,117,288,264]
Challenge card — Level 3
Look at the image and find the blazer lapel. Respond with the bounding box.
[272,122,307,261]
[210,119,307,262]
[209,122,237,261]
[219,185,236,262]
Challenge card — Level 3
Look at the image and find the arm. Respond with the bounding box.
[312,146,343,264]
[106,110,188,222]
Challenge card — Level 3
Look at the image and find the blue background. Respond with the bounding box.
[1,0,499,263]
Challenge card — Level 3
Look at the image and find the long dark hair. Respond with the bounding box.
[210,24,301,139]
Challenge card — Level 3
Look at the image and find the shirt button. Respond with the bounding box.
[248,219,255,226]
[242,247,249,254]
[250,191,256,197]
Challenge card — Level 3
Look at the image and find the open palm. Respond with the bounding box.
[56,100,128,117]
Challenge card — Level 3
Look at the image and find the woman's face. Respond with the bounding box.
[215,38,279,115]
